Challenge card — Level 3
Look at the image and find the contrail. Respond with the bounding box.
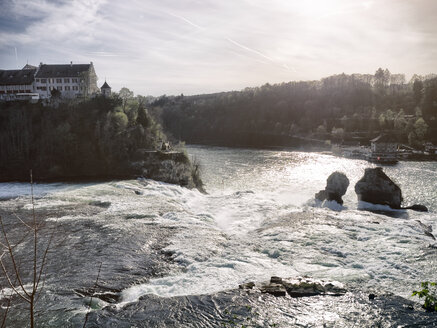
[167,11,274,63]
[227,38,296,72]
[168,12,203,30]
[167,12,296,72]
[226,37,275,62]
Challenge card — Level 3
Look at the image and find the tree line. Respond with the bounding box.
[0,94,165,181]
[154,69,437,148]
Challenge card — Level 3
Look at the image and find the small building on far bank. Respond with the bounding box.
[101,81,111,97]
[368,134,398,164]
[424,143,437,154]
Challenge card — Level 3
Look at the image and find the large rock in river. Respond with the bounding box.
[354,167,402,209]
[315,171,349,205]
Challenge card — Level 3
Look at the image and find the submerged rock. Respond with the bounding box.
[315,171,349,205]
[88,200,111,208]
[403,204,429,212]
[355,167,402,209]
[416,220,435,240]
[74,286,121,304]
[239,282,255,290]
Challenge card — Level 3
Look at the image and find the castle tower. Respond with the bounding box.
[100,80,111,97]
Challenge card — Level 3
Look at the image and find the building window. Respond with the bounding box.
[64,78,70,83]
[41,79,47,83]
[65,86,70,91]
[41,87,47,91]
[56,78,62,83]
[57,86,62,91]
[72,78,78,83]
[73,86,78,91]
[35,79,40,82]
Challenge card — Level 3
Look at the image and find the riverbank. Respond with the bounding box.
[0,150,203,191]
[334,145,437,162]
[185,141,437,163]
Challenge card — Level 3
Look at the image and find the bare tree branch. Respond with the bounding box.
[0,254,30,303]
[83,262,103,328]
[0,217,31,299]
[31,170,38,297]
[0,274,18,328]
[35,226,55,292]
[0,169,54,328]
[12,213,33,231]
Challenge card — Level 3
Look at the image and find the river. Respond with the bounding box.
[0,145,436,327]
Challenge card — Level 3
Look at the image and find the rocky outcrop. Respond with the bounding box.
[354,167,402,209]
[241,276,346,298]
[131,150,205,192]
[354,167,428,212]
[315,171,349,205]
[0,148,205,193]
[281,277,346,297]
[259,282,287,297]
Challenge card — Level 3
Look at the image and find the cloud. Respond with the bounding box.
[0,0,436,95]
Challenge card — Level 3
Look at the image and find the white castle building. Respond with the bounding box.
[0,62,100,101]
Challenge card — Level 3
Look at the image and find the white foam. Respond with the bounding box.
[357,201,405,212]
[3,148,435,306]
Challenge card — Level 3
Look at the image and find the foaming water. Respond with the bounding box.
[104,146,435,305]
[0,182,88,200]
[1,146,436,313]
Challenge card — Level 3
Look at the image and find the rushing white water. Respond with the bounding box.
[2,146,436,309]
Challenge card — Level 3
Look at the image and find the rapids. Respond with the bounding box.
[0,145,436,327]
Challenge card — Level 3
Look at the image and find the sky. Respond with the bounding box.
[0,0,436,96]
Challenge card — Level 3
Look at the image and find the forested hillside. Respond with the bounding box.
[156,69,437,148]
[0,96,200,188]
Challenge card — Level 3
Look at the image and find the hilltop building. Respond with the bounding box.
[0,65,37,101]
[100,81,111,97]
[0,62,100,101]
[34,62,98,99]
